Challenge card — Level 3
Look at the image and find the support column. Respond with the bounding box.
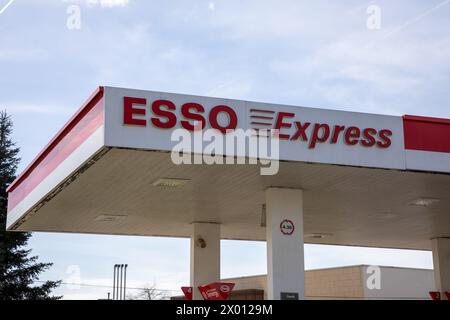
[190,222,220,300]
[266,188,305,300]
[431,237,450,299]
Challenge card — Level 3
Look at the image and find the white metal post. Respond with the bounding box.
[266,188,305,300]
[431,237,450,299]
[190,222,221,300]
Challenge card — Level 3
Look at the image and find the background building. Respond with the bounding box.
[222,265,434,300]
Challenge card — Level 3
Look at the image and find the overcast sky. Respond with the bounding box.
[2,0,449,299]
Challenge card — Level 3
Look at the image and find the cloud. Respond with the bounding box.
[304,244,433,270]
[204,80,253,99]
[4,104,74,116]
[86,0,129,8]
[0,48,48,62]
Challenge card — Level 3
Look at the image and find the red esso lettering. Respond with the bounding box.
[209,105,238,134]
[151,99,177,129]
[123,97,147,126]
[123,97,237,133]
[181,103,205,131]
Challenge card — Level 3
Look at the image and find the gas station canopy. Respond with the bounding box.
[6,86,450,250]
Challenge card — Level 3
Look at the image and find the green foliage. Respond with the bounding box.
[0,110,61,300]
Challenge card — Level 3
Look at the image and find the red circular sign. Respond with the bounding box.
[280,219,295,235]
[220,284,231,293]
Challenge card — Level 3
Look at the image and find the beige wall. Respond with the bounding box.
[225,266,364,300]
[306,266,364,299]
[362,266,434,300]
[226,275,268,299]
[225,265,434,300]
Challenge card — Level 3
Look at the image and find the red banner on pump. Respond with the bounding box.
[429,291,441,300]
[181,286,193,300]
[198,282,235,300]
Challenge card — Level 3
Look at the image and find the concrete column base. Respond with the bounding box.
[431,237,450,299]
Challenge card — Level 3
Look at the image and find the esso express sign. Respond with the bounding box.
[122,96,392,150]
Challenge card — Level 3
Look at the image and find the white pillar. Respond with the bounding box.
[266,188,305,300]
[431,238,450,299]
[190,222,221,300]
